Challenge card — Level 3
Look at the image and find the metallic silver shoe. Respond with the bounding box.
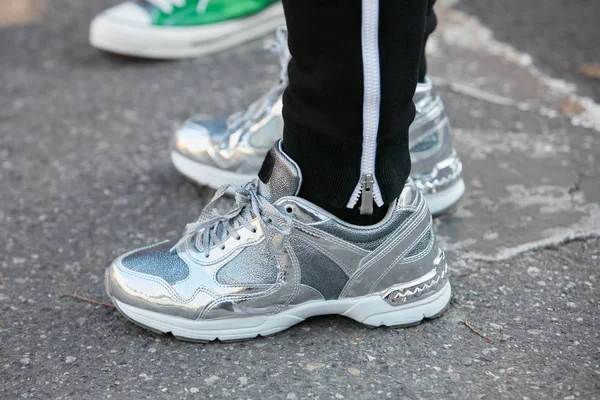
[171,27,289,189]
[170,28,464,216]
[410,78,465,215]
[108,142,451,342]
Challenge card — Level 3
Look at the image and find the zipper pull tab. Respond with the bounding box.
[359,174,374,215]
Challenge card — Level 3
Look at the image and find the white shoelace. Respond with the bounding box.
[226,26,291,133]
[146,0,209,14]
[170,181,292,257]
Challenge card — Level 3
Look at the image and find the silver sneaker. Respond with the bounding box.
[170,29,464,216]
[108,142,451,342]
[410,78,465,215]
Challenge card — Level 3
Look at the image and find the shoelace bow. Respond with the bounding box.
[147,0,210,14]
[225,26,291,134]
[170,180,292,257]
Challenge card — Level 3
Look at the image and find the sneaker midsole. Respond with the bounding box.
[111,281,451,341]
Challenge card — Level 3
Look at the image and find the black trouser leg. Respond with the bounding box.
[419,0,438,82]
[281,0,428,224]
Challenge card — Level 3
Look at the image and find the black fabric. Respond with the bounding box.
[258,150,275,184]
[281,0,429,225]
[419,0,438,83]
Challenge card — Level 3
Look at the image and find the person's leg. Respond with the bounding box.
[419,0,437,83]
[170,0,464,216]
[282,0,427,224]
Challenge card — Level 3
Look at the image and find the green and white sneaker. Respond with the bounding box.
[89,0,285,59]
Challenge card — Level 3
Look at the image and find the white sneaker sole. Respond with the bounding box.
[171,150,256,188]
[427,178,466,217]
[112,281,451,342]
[89,3,285,59]
[172,150,464,215]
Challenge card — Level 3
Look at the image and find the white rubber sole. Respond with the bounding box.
[171,151,255,187]
[426,179,465,217]
[113,281,451,342]
[89,3,285,59]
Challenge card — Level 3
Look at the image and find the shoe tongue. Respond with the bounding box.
[257,141,302,202]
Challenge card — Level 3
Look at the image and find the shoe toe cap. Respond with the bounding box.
[106,241,197,316]
[171,118,227,158]
[95,1,152,26]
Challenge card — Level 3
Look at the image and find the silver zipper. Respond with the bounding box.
[346,0,384,215]
[359,174,374,215]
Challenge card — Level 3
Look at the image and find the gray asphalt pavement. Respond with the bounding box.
[457,0,600,101]
[1,0,599,399]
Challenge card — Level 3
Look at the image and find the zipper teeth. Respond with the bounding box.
[347,0,384,209]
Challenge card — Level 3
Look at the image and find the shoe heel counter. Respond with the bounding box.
[379,189,449,304]
[410,95,463,198]
[368,198,443,295]
[410,95,454,173]
[381,246,449,307]
[341,186,446,299]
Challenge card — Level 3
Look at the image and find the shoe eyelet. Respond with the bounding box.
[285,206,294,214]
[220,246,225,250]
[204,254,209,258]
[251,228,257,233]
